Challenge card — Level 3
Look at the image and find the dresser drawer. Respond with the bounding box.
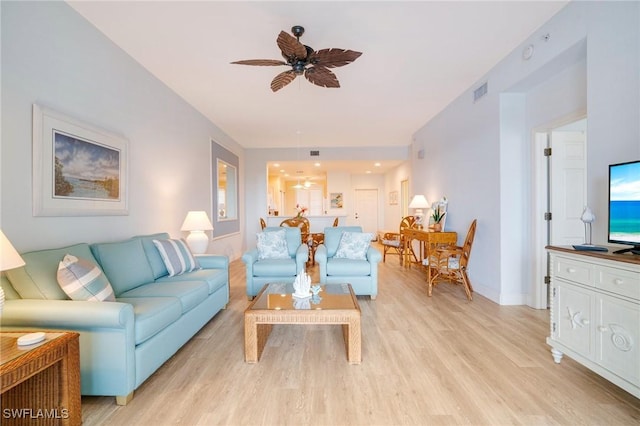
[597,266,640,300]
[554,256,594,286]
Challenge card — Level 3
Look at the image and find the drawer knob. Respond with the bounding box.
[567,267,576,273]
[597,326,608,332]
[613,278,624,285]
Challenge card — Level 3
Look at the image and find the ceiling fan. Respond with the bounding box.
[231,26,362,92]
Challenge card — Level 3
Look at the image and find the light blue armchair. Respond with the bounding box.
[315,226,382,299]
[242,227,309,299]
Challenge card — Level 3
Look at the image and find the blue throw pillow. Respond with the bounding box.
[57,254,115,301]
[257,229,290,260]
[153,238,200,277]
[334,232,373,260]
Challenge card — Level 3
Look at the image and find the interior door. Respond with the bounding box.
[354,189,379,236]
[550,129,587,245]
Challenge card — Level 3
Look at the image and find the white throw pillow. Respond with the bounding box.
[57,254,115,301]
[257,229,290,260]
[334,232,373,260]
[153,238,200,277]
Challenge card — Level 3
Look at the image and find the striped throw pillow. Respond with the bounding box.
[57,254,115,301]
[152,238,200,277]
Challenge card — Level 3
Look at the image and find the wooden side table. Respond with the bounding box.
[1,331,81,425]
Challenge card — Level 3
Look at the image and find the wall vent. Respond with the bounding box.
[309,150,320,156]
[473,82,488,103]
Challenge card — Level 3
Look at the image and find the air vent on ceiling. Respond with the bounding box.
[309,150,320,156]
[473,82,488,103]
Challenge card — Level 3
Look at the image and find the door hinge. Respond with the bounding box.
[544,147,552,156]
[552,322,556,333]
[544,212,552,221]
[552,287,556,297]
[544,276,551,285]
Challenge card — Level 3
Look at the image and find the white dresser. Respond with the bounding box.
[546,246,640,398]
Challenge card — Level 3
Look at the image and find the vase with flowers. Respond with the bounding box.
[295,204,308,218]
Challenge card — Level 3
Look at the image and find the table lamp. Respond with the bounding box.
[1,230,26,314]
[581,206,595,245]
[408,195,430,229]
[181,211,214,255]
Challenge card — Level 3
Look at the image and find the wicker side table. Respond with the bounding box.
[0,331,81,425]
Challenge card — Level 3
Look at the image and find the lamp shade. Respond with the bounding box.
[581,206,595,223]
[408,195,430,209]
[181,211,214,232]
[0,230,25,271]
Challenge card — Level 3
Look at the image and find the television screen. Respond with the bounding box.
[608,160,640,252]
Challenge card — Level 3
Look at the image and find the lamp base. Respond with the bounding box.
[186,231,209,255]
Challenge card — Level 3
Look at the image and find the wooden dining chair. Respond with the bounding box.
[332,217,339,227]
[426,219,477,300]
[380,216,417,265]
[259,218,267,230]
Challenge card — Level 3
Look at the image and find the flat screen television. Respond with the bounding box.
[608,160,640,254]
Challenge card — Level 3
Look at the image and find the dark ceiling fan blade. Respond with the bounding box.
[276,31,307,61]
[308,49,362,68]
[230,59,287,66]
[271,70,298,92]
[304,66,340,88]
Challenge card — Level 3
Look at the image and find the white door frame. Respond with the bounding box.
[531,111,587,309]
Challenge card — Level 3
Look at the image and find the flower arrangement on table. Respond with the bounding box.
[295,204,308,217]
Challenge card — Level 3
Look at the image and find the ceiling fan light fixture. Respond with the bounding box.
[231,26,362,92]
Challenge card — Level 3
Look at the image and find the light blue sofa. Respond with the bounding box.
[315,226,382,299]
[0,232,229,405]
[242,227,308,299]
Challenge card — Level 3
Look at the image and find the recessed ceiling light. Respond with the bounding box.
[280,169,285,173]
[366,170,371,174]
[314,162,321,167]
[273,163,280,167]
[374,162,381,167]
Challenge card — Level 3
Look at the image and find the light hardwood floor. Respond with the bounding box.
[82,244,640,425]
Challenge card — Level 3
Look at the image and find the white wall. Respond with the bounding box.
[383,161,411,231]
[412,1,639,304]
[1,2,244,258]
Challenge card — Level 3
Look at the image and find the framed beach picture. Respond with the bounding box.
[32,104,128,216]
[389,191,398,205]
[330,192,343,209]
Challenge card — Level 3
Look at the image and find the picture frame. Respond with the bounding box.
[32,104,128,216]
[330,192,343,209]
[389,191,398,205]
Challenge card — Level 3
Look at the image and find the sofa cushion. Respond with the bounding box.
[334,232,374,260]
[327,258,372,276]
[57,254,115,301]
[119,281,208,314]
[117,296,182,345]
[252,258,297,277]
[132,232,171,279]
[7,243,97,300]
[156,268,228,295]
[152,238,200,276]
[90,239,155,296]
[256,229,290,260]
[262,227,302,257]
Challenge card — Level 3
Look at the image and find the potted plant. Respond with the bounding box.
[431,210,446,232]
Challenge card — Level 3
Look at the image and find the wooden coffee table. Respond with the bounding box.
[244,283,361,364]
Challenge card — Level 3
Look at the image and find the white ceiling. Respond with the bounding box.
[68,0,567,155]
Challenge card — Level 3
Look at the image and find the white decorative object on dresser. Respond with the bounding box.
[546,246,640,398]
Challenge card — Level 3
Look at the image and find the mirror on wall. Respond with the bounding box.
[217,158,237,220]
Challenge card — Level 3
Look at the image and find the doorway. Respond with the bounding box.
[532,117,587,309]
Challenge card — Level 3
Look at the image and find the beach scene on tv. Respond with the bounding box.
[54,131,121,201]
[609,161,640,244]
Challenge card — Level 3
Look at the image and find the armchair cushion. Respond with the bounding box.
[57,254,115,302]
[334,231,374,260]
[256,229,290,260]
[152,238,200,276]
